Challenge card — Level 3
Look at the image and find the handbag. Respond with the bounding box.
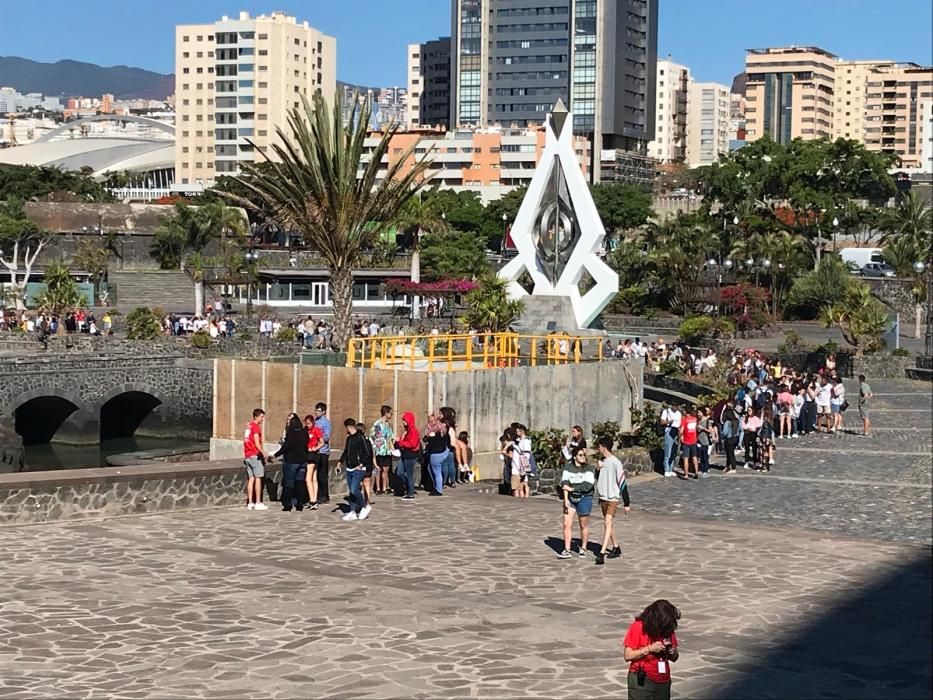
[840,400,850,412]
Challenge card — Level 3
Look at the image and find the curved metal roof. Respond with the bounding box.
[0,138,174,177]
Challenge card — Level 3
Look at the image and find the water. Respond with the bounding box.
[22,437,196,472]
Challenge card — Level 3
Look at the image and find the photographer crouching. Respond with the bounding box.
[622,599,681,699]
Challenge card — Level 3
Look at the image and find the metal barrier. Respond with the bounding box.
[347,332,605,371]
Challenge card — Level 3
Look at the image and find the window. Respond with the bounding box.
[182,35,189,42]
[259,49,268,56]
[196,67,203,74]
[182,52,189,58]
[258,130,268,137]
[182,147,189,153]
[258,33,268,39]
[183,67,190,74]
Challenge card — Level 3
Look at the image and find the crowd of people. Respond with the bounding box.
[659,349,873,477]
[1,308,114,336]
[241,402,475,519]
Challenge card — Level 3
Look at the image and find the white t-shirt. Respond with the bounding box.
[661,408,682,429]
[831,383,845,406]
[816,384,832,406]
[791,394,804,418]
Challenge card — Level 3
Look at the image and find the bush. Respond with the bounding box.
[125,307,161,340]
[786,257,855,319]
[892,347,911,357]
[631,406,662,452]
[591,421,624,449]
[274,326,299,343]
[777,329,808,354]
[527,427,568,469]
[658,358,683,377]
[678,316,734,344]
[190,330,212,348]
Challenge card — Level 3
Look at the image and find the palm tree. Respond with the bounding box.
[882,191,932,259]
[463,274,525,331]
[231,92,431,348]
[396,195,448,320]
[34,261,87,331]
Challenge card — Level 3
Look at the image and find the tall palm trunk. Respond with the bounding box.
[329,266,353,350]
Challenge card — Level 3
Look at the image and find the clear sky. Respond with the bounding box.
[2,0,931,87]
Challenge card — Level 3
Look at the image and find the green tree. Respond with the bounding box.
[462,274,524,331]
[484,186,527,249]
[882,191,932,258]
[821,283,889,356]
[421,188,488,238]
[420,231,490,281]
[0,164,113,202]
[645,214,720,315]
[71,239,112,290]
[34,261,87,327]
[230,91,431,349]
[589,182,654,241]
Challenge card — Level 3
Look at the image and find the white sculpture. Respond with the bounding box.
[498,100,618,328]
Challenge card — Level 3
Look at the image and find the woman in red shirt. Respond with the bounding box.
[622,599,681,700]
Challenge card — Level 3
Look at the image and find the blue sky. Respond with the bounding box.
[3,0,931,87]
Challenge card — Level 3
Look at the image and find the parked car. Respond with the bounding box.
[860,262,897,278]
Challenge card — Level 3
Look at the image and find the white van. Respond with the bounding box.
[840,247,884,272]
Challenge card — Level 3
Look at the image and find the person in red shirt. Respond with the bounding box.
[304,414,324,509]
[680,409,699,480]
[243,408,273,511]
[622,599,681,700]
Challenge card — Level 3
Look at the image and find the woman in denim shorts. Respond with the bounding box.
[557,445,596,559]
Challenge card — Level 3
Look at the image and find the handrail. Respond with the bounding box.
[347,332,606,372]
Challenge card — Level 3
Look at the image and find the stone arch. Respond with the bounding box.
[9,388,85,446]
[95,383,166,441]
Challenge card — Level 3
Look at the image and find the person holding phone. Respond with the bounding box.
[622,599,681,700]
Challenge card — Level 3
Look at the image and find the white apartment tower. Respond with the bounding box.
[686,82,731,167]
[406,43,422,127]
[649,58,690,164]
[174,11,336,187]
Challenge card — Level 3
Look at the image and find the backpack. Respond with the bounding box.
[720,419,734,439]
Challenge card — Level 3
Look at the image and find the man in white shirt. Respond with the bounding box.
[816,377,832,433]
[660,404,683,477]
[368,320,379,338]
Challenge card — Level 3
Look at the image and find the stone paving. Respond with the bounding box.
[0,380,929,699]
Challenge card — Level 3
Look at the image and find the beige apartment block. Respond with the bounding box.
[648,58,690,164]
[686,81,730,167]
[745,46,836,143]
[833,59,897,141]
[862,63,933,170]
[175,11,336,187]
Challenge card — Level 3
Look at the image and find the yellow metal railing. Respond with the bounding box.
[347,332,605,371]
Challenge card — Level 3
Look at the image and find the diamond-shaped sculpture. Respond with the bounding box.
[499,104,618,328]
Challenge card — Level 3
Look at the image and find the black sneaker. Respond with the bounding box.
[557,549,573,559]
[608,546,622,559]
[402,495,415,501]
[595,552,605,565]
[429,491,442,497]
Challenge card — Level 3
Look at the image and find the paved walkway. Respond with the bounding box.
[0,380,929,699]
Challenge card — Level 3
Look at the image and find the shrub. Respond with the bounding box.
[786,257,854,319]
[125,307,161,340]
[190,330,212,348]
[631,406,662,452]
[777,329,808,354]
[892,347,911,357]
[821,283,889,356]
[658,358,683,377]
[274,326,299,343]
[591,421,624,448]
[679,316,713,343]
[527,427,568,469]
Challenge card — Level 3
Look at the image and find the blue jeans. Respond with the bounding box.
[443,450,456,485]
[429,449,449,493]
[346,468,365,513]
[662,429,676,474]
[282,462,303,510]
[699,445,710,473]
[401,456,417,497]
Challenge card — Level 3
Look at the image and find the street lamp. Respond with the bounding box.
[832,216,839,253]
[501,212,508,255]
[913,260,932,359]
[244,250,259,325]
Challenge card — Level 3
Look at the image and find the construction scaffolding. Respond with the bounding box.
[599,149,658,186]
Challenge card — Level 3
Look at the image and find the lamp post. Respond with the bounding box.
[244,250,258,325]
[501,212,508,255]
[913,260,933,359]
[832,216,839,254]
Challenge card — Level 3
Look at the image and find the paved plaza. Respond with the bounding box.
[0,380,930,699]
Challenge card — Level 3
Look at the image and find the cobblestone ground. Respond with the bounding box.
[0,381,929,699]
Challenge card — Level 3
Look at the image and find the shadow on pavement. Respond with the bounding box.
[718,549,932,699]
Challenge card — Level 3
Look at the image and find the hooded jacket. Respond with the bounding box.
[396,411,421,459]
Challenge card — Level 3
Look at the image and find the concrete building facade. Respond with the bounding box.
[833,59,897,141]
[744,46,836,144]
[407,37,452,128]
[174,11,336,187]
[686,81,730,167]
[648,58,690,164]
[862,63,932,170]
[450,0,658,159]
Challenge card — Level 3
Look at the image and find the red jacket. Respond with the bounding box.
[396,411,421,455]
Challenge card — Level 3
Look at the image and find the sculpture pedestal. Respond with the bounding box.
[513,296,603,335]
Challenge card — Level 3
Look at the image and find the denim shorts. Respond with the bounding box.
[243,456,264,478]
[831,403,842,414]
[568,494,593,516]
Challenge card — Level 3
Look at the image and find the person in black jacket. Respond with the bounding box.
[274,413,309,512]
[339,419,370,521]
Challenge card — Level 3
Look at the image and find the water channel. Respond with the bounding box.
[21,436,197,472]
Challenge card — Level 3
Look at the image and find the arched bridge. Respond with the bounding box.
[0,355,212,446]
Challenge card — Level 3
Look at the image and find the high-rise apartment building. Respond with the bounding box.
[648,58,690,164]
[862,63,932,170]
[174,11,336,187]
[833,60,897,141]
[407,37,452,128]
[686,82,730,167]
[450,0,658,157]
[744,46,836,144]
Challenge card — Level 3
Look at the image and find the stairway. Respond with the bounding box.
[109,271,195,313]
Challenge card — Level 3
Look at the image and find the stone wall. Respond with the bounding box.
[866,278,927,325]
[850,355,917,379]
[533,446,654,497]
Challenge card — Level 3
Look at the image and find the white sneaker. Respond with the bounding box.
[792,434,799,439]
[253,502,269,511]
[246,503,255,510]
[342,511,358,521]
[664,472,675,478]
[358,505,371,521]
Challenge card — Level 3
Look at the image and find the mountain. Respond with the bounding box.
[0,56,173,100]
